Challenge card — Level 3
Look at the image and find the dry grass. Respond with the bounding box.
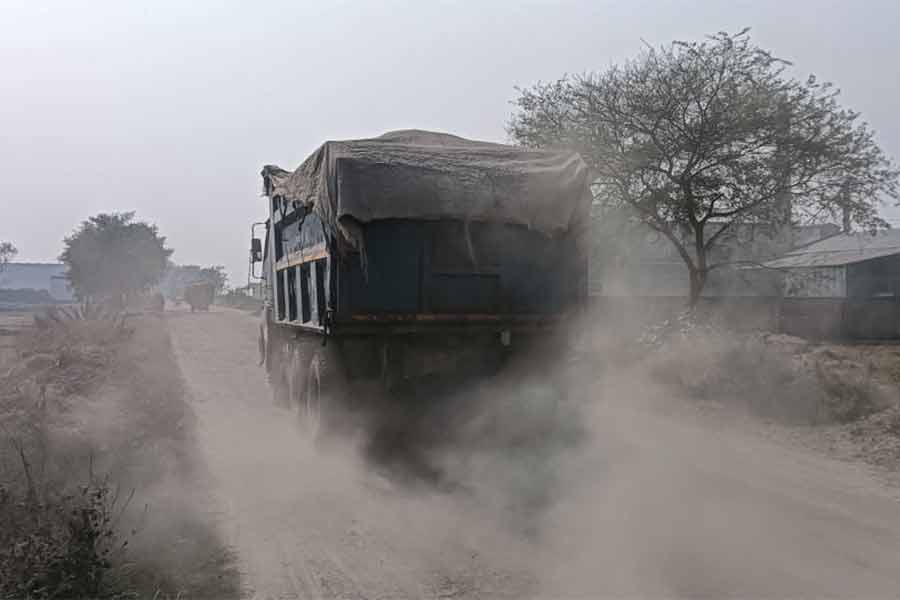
[642,322,897,426]
[0,314,240,599]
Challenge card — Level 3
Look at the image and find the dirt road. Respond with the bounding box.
[168,308,900,598]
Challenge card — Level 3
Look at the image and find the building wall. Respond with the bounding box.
[846,254,900,298]
[843,299,900,339]
[589,212,838,299]
[589,295,779,334]
[783,266,846,298]
[778,256,900,339]
[779,298,845,339]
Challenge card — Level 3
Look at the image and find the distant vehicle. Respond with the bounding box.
[184,282,214,312]
[250,130,591,439]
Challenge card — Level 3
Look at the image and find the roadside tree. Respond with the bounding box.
[509,29,899,305]
[60,212,172,304]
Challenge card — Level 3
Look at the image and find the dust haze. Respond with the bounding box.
[5,2,900,597]
[6,280,900,597]
[6,0,900,280]
[164,308,900,598]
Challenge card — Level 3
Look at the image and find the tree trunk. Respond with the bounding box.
[688,224,709,309]
[688,268,706,308]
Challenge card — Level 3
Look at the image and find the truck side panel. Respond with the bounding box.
[270,206,331,330]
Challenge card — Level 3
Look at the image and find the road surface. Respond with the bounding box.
[168,307,900,598]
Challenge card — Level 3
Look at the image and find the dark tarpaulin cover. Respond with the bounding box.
[261,130,592,255]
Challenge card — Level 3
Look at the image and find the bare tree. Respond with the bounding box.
[509,29,899,306]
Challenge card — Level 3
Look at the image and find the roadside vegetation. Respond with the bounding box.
[589,312,900,474]
[641,315,891,422]
[511,26,900,476]
[510,29,899,306]
[0,311,240,599]
[60,212,172,307]
[1,211,240,599]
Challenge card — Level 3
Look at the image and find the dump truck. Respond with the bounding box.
[250,130,591,438]
[184,282,214,312]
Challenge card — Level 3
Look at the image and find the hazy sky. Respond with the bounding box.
[3,0,899,284]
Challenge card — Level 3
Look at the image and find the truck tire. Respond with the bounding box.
[276,337,315,411]
[271,347,292,408]
[301,348,346,442]
[302,350,327,440]
[262,309,291,407]
[261,307,281,378]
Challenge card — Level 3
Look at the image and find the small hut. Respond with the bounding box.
[766,230,900,339]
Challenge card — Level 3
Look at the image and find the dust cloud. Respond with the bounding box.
[330,322,733,598]
[170,309,900,598]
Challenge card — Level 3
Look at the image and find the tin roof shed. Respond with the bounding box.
[765,230,900,269]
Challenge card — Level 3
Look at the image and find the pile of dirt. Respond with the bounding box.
[833,406,900,467]
[643,318,900,427]
[633,319,900,479]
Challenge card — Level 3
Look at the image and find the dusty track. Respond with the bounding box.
[168,307,900,598]
[167,308,533,599]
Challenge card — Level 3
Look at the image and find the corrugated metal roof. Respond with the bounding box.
[765,229,900,268]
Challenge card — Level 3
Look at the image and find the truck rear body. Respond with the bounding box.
[254,130,591,402]
[269,210,586,336]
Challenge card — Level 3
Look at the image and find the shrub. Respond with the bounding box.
[0,458,129,600]
[813,360,883,423]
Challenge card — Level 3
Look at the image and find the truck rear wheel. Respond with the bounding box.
[300,352,324,439]
[300,348,347,442]
[263,313,293,408]
[271,347,292,408]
